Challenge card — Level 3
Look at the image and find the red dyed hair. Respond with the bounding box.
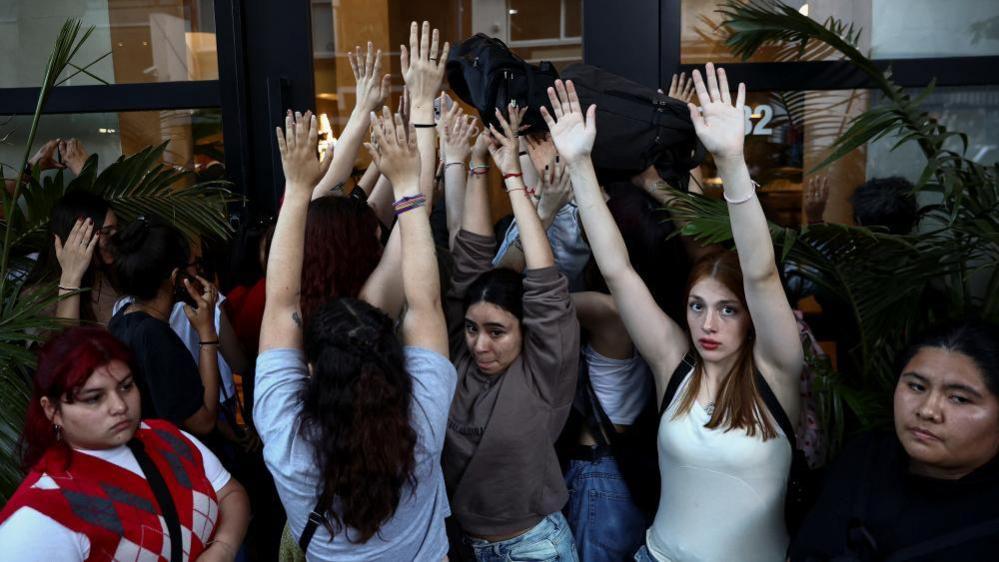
[300,196,382,324]
[672,250,778,439]
[19,326,134,470]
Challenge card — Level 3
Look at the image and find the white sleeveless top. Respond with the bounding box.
[646,368,791,562]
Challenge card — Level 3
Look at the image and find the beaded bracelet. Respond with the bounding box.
[393,193,427,215]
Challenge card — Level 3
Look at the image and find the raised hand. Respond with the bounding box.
[485,102,528,175]
[275,110,332,196]
[28,139,65,171]
[471,129,491,164]
[182,274,220,338]
[365,107,420,194]
[350,41,391,114]
[400,21,449,115]
[55,217,98,286]
[688,63,746,165]
[439,97,478,164]
[525,133,558,177]
[540,80,597,165]
[803,175,829,224]
[59,138,89,175]
[666,72,695,103]
[537,160,573,221]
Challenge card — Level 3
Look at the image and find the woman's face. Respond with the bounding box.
[464,301,523,376]
[894,347,999,479]
[686,277,752,363]
[97,209,118,266]
[42,359,141,450]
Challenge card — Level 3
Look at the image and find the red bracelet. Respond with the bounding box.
[502,172,523,180]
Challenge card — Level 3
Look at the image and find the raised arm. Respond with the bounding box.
[494,160,573,272]
[460,131,493,238]
[261,111,333,352]
[365,112,448,355]
[439,100,478,248]
[542,80,688,397]
[488,102,554,270]
[688,63,803,403]
[313,42,390,199]
[53,218,98,321]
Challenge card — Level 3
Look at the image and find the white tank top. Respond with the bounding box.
[646,369,791,562]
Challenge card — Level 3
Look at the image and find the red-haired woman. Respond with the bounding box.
[0,327,250,561]
[542,65,803,562]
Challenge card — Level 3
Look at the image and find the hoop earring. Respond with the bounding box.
[54,424,63,441]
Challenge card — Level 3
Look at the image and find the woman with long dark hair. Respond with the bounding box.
[27,190,120,323]
[442,102,580,561]
[0,326,249,561]
[790,320,999,560]
[108,218,222,437]
[254,40,454,559]
[543,66,803,562]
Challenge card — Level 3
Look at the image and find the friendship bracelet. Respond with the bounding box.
[470,169,490,176]
[199,340,220,346]
[723,180,761,205]
[412,123,436,128]
[505,187,526,194]
[393,193,427,215]
[502,172,523,180]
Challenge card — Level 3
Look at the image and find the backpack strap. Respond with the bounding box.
[659,353,696,417]
[754,371,797,450]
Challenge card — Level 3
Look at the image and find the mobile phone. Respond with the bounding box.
[173,271,204,308]
[432,94,454,122]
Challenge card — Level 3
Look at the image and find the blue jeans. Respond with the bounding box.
[564,456,648,562]
[633,545,656,561]
[468,512,579,562]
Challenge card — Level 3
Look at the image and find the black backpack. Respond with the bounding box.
[446,33,559,133]
[560,63,705,186]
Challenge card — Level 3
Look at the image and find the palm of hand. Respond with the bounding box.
[694,101,744,159]
[549,114,592,162]
[489,143,520,175]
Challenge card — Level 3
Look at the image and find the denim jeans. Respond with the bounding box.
[468,512,579,562]
[564,456,648,562]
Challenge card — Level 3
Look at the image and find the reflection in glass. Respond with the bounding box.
[0,0,217,88]
[0,109,224,179]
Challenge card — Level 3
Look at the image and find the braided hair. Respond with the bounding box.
[300,297,416,542]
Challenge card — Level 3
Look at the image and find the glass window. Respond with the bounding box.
[681,0,999,64]
[696,89,873,227]
[1,109,224,178]
[0,0,218,88]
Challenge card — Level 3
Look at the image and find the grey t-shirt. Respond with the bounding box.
[254,347,456,561]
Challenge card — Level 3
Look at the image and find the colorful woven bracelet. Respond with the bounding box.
[393,193,427,215]
[502,172,523,180]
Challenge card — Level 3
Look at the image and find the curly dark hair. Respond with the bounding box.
[301,297,416,542]
[301,197,382,325]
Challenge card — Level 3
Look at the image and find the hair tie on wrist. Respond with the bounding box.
[518,150,528,156]
[58,285,80,291]
[411,123,436,128]
[502,172,523,180]
[199,340,220,346]
[723,180,761,205]
[393,193,427,215]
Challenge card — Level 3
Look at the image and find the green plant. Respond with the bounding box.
[0,19,241,502]
[666,0,998,458]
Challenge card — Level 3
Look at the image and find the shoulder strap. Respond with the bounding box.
[754,371,797,449]
[298,504,327,553]
[128,439,182,562]
[885,517,999,562]
[659,353,696,417]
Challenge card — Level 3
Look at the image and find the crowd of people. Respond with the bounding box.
[0,19,997,562]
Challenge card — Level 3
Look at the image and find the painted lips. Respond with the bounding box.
[698,338,721,351]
